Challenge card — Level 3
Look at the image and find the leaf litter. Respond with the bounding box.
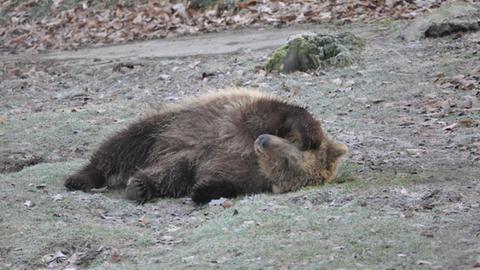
[1,0,452,53]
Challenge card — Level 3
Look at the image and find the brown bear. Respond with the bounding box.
[65,89,347,204]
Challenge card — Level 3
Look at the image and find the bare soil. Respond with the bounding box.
[1,21,479,269]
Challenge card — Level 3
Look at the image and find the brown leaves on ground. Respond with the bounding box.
[434,73,480,91]
[1,0,449,53]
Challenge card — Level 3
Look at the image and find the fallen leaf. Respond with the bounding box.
[167,225,180,232]
[138,214,149,226]
[354,97,368,103]
[92,207,109,219]
[398,116,415,127]
[109,254,121,263]
[222,200,234,208]
[345,79,355,87]
[188,61,201,69]
[372,99,385,104]
[202,72,215,79]
[443,122,458,131]
[51,194,63,202]
[243,220,255,226]
[459,118,478,127]
[420,230,434,238]
[36,184,47,189]
[417,260,432,266]
[42,251,67,264]
[91,186,108,193]
[406,148,426,157]
[158,235,182,245]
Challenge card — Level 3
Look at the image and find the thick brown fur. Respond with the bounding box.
[65,89,347,204]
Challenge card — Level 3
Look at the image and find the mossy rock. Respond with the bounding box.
[401,1,480,40]
[265,32,365,73]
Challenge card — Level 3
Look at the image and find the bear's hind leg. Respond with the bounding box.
[65,164,106,191]
[125,159,195,204]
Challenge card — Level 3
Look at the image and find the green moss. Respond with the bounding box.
[334,172,357,184]
[265,44,289,72]
[374,18,395,26]
[265,32,365,73]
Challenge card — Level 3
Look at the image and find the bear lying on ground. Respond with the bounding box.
[65,89,347,204]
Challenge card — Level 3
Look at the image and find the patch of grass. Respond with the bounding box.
[340,171,426,192]
[333,162,362,184]
[373,18,395,26]
[198,0,219,9]
[193,0,238,9]
[0,103,138,162]
[115,194,435,269]
[29,0,54,18]
[0,160,158,268]
[0,12,6,24]
[1,155,473,269]
[104,0,149,8]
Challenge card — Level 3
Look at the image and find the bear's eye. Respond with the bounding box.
[277,126,291,137]
[283,133,300,144]
[297,139,320,151]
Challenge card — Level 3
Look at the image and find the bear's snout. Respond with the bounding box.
[254,134,298,157]
[256,134,271,149]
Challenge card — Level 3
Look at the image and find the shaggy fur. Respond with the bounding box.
[65,90,347,204]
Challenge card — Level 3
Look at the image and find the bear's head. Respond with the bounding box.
[254,133,347,193]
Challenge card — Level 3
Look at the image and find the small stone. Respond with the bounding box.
[182,256,195,263]
[417,260,432,266]
[209,198,227,206]
[420,230,434,238]
[332,78,343,86]
[24,200,34,208]
[159,74,171,81]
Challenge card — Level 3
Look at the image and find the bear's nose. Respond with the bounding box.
[257,134,270,149]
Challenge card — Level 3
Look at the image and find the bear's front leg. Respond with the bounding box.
[125,176,155,204]
[271,184,289,194]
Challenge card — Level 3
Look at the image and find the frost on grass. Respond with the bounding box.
[265,32,365,74]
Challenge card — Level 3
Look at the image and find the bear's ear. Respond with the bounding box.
[328,143,348,159]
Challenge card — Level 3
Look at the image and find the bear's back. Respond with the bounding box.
[155,91,275,154]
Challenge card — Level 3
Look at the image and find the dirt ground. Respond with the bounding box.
[1,20,480,269]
